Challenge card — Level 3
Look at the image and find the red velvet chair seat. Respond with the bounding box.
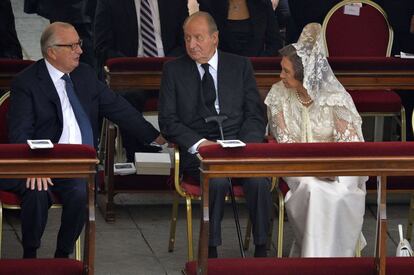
[349,90,402,113]
[181,179,245,197]
[0,190,63,206]
[185,257,414,275]
[0,258,83,275]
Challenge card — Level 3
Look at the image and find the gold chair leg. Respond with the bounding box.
[168,193,180,252]
[277,190,284,258]
[267,189,278,251]
[186,197,193,261]
[401,106,406,142]
[75,235,81,261]
[355,235,361,257]
[406,193,414,242]
[243,218,252,251]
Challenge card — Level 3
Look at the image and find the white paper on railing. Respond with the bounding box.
[27,139,54,149]
[217,140,246,148]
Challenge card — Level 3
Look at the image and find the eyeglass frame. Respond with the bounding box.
[51,39,83,51]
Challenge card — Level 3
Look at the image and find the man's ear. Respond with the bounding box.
[212,31,219,45]
[46,47,57,61]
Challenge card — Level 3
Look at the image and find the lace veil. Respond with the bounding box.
[292,23,363,139]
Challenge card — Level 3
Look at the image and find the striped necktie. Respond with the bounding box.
[140,0,158,57]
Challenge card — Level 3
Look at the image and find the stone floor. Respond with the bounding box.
[2,192,413,275]
[5,1,414,274]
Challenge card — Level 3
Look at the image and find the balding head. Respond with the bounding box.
[40,22,83,73]
[183,11,218,35]
[40,22,75,58]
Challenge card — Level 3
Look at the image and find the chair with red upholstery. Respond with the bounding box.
[98,57,174,222]
[0,92,81,259]
[168,145,276,261]
[0,59,35,92]
[322,0,405,142]
[0,144,97,275]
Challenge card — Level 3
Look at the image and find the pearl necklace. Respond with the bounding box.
[295,91,313,105]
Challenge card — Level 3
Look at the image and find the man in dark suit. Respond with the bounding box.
[159,12,272,258]
[94,0,189,161]
[2,22,164,258]
[94,0,188,66]
[0,0,23,59]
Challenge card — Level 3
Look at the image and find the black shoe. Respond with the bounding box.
[208,246,218,258]
[54,250,69,258]
[254,244,267,257]
[23,248,37,258]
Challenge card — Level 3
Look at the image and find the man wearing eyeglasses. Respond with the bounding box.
[2,21,165,259]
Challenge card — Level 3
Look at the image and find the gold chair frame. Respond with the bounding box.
[168,146,276,260]
[322,0,406,142]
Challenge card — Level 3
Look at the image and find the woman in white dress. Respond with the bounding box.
[264,23,367,257]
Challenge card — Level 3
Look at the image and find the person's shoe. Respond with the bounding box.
[208,246,218,258]
[23,248,37,258]
[254,244,267,257]
[54,249,69,258]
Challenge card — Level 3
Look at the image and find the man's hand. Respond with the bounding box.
[154,134,167,145]
[26,178,54,191]
[197,140,216,149]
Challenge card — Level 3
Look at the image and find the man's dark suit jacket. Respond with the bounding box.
[8,59,159,147]
[198,0,282,56]
[158,51,266,171]
[94,0,188,67]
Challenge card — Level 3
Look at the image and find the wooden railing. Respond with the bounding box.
[0,144,98,274]
[196,142,414,275]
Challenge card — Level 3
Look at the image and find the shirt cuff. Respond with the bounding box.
[188,138,206,154]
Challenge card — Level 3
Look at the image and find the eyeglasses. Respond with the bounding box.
[52,39,83,51]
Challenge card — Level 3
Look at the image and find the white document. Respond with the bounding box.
[217,139,246,148]
[27,139,54,149]
[135,152,171,175]
[400,52,414,59]
[114,162,136,175]
[344,4,361,16]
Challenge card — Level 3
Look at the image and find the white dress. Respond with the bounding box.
[265,81,367,257]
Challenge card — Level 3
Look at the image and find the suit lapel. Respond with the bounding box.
[217,51,233,116]
[36,60,63,124]
[126,0,138,54]
[158,0,168,48]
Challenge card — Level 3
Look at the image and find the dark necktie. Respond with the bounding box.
[61,74,94,146]
[140,0,158,57]
[201,63,217,115]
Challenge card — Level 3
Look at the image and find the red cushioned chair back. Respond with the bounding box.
[0,59,34,74]
[0,92,9,144]
[322,0,392,57]
[105,57,172,72]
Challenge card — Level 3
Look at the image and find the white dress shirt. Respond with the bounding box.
[188,50,220,154]
[45,60,82,144]
[134,0,165,57]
